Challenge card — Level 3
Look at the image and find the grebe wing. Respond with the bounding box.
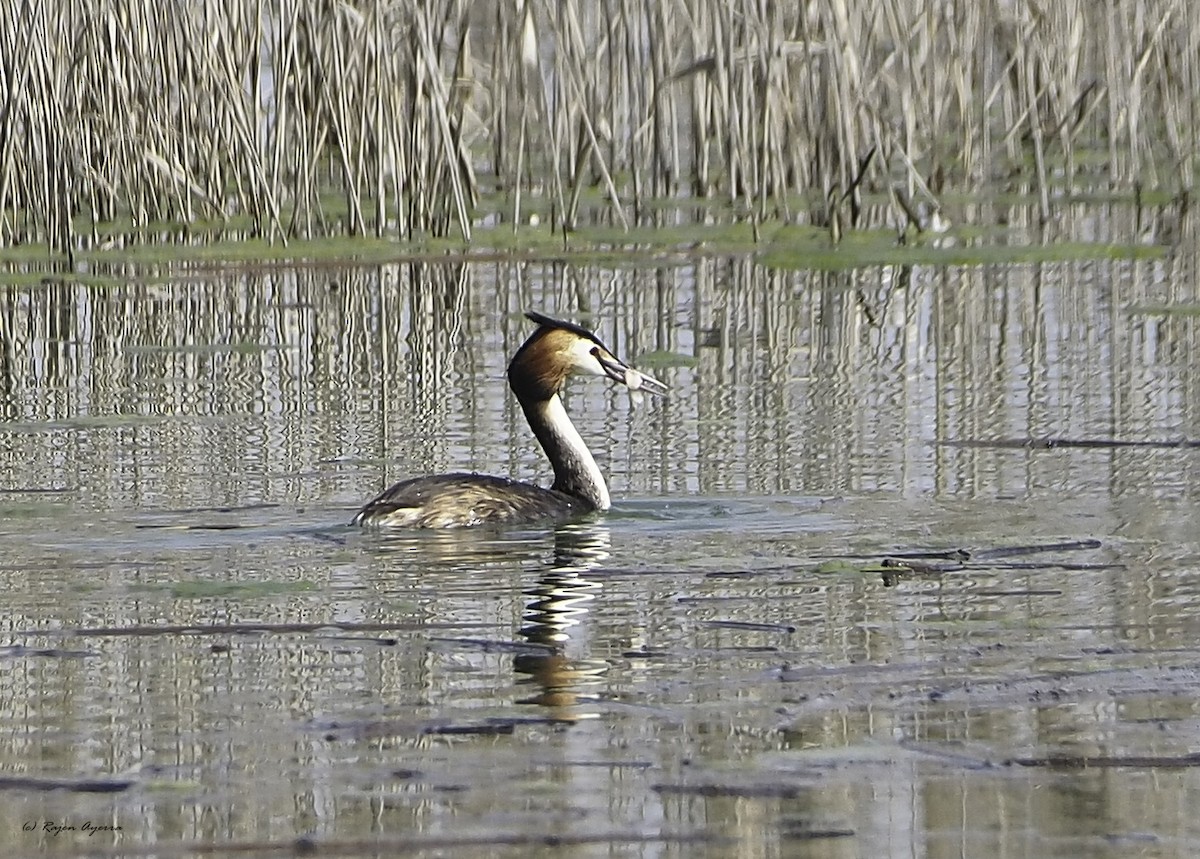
[352,473,588,528]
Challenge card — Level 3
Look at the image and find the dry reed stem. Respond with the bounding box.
[0,0,1195,254]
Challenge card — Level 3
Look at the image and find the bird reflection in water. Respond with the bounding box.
[515,523,611,717]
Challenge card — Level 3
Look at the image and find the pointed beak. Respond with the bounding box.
[596,351,669,397]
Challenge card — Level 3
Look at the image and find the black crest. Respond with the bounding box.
[524,311,604,347]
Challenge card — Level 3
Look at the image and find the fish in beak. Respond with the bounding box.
[593,348,669,397]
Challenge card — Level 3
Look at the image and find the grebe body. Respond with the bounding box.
[353,312,666,529]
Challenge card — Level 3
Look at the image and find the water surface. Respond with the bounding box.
[2,239,1199,857]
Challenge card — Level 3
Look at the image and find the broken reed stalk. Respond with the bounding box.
[0,0,1196,255]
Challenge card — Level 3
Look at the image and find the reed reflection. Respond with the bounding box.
[514,523,610,716]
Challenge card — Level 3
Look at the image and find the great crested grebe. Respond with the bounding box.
[353,311,667,528]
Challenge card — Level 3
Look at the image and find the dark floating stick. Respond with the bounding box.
[985,562,1123,571]
[875,538,1106,584]
[782,826,856,840]
[971,539,1102,560]
[0,776,133,793]
[317,716,575,740]
[942,437,1199,449]
[653,782,806,799]
[876,539,1102,564]
[703,620,797,634]
[318,635,399,647]
[0,486,74,494]
[677,596,752,604]
[968,589,1064,597]
[876,549,972,562]
[621,649,674,659]
[0,645,95,658]
[423,723,516,737]
[713,646,781,653]
[544,760,655,769]
[1012,753,1200,769]
[135,523,256,531]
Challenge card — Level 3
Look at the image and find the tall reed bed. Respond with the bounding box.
[0,0,1195,254]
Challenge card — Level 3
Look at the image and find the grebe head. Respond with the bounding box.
[508,311,668,400]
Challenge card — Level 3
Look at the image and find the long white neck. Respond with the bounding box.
[521,394,610,510]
